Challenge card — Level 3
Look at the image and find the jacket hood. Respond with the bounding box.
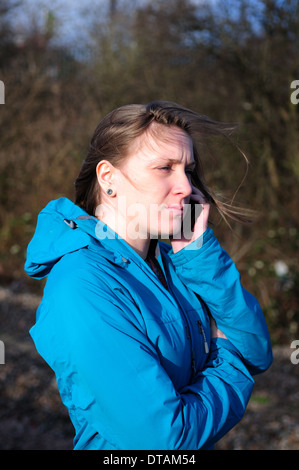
[25,197,162,280]
[24,197,127,279]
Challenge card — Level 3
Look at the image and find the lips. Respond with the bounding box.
[166,204,184,216]
[167,204,183,211]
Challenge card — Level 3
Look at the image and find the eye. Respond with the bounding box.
[185,168,195,176]
[158,165,173,172]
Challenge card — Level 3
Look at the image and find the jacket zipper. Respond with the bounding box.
[185,325,196,375]
[164,274,196,376]
[197,320,209,354]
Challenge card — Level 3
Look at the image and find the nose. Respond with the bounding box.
[173,170,192,199]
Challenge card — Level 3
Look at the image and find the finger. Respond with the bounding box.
[190,185,208,202]
[190,192,208,205]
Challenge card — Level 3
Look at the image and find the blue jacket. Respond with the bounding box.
[25,197,272,450]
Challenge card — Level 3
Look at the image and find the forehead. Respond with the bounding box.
[128,123,194,163]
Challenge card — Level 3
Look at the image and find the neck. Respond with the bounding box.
[124,236,151,260]
[96,206,151,260]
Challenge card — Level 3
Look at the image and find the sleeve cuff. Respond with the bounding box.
[210,337,243,357]
[167,227,215,266]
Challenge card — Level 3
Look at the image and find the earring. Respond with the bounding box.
[106,188,114,196]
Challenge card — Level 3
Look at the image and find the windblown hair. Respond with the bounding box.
[75,100,254,226]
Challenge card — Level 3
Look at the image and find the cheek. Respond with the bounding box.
[119,166,172,213]
[146,207,182,237]
[124,174,153,201]
[136,183,167,208]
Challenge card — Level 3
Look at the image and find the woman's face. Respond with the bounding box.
[113,124,195,239]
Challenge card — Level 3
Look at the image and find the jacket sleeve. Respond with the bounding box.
[30,265,254,450]
[168,228,273,375]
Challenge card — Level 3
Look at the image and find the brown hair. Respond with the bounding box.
[75,100,253,226]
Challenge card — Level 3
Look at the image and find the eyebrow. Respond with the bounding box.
[157,158,196,169]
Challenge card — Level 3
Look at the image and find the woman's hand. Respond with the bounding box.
[170,186,210,254]
[210,317,227,339]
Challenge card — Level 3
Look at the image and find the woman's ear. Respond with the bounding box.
[96,160,116,193]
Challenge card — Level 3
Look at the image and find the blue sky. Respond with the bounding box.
[10,0,154,45]
[10,0,100,47]
[9,0,261,52]
[9,0,221,46]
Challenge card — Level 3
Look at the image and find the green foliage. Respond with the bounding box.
[0,0,298,342]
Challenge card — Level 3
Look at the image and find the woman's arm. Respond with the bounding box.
[169,227,273,375]
[31,265,254,450]
[170,188,272,375]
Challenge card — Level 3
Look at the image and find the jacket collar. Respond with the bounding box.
[66,214,160,268]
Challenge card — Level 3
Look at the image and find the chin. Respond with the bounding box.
[156,222,182,240]
[148,212,182,239]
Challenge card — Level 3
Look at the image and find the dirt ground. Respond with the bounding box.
[0,284,298,450]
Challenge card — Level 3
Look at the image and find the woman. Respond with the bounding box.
[25,101,272,450]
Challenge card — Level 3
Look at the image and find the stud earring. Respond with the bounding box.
[106,188,114,196]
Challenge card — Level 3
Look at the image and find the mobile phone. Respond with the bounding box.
[182,199,199,238]
[190,199,197,231]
